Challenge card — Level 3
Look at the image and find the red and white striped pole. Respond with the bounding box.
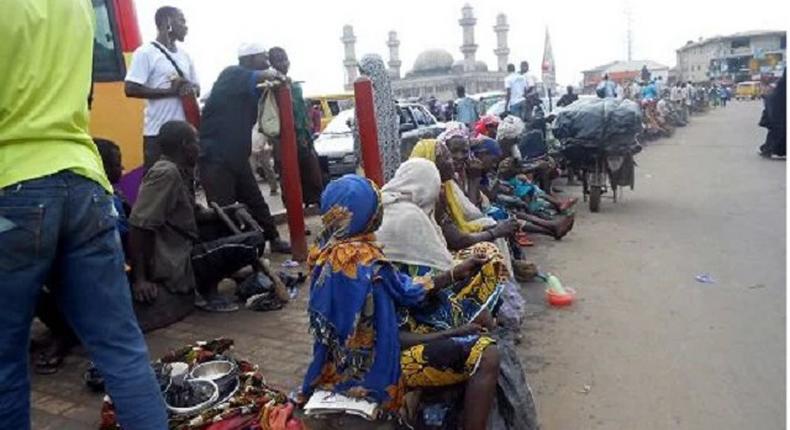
[353,78,384,187]
[275,85,307,261]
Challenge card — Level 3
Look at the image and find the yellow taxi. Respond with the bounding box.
[305,93,355,131]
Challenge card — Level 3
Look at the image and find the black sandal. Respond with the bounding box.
[34,351,64,375]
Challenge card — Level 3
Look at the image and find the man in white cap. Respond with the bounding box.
[198,43,292,254]
[125,6,200,172]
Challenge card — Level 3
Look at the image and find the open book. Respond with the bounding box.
[303,390,379,420]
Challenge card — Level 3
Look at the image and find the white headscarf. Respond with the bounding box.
[377,159,454,271]
[496,115,525,141]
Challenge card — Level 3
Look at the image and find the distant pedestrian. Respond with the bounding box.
[556,85,578,107]
[641,65,651,82]
[504,64,528,119]
[309,101,323,135]
[759,69,786,157]
[596,74,618,98]
[1,1,167,428]
[630,80,642,101]
[521,61,540,120]
[268,46,326,206]
[125,6,200,173]
[641,80,658,101]
[454,85,480,128]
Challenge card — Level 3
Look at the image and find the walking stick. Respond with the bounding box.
[210,202,290,303]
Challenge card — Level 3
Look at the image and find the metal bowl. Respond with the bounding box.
[190,360,238,401]
[165,378,219,415]
[190,360,236,380]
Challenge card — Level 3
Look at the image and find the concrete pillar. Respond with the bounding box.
[386,31,402,80]
[459,4,477,72]
[341,25,358,89]
[494,13,510,72]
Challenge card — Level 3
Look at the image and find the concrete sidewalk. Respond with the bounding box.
[30,220,319,429]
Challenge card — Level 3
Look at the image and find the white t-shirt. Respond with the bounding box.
[125,42,199,136]
[523,73,537,92]
[504,73,527,106]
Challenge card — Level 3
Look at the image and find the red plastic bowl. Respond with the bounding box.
[546,287,576,307]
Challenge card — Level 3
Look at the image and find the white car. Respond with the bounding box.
[314,103,445,178]
[313,109,357,177]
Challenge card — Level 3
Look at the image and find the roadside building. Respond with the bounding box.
[676,30,786,84]
[581,60,670,94]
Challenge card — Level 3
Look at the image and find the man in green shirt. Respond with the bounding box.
[0,1,167,428]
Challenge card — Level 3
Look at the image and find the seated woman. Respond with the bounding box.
[472,114,500,139]
[301,175,500,429]
[496,115,558,192]
[410,136,537,282]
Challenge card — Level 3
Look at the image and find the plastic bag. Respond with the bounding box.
[488,331,540,430]
[552,98,642,150]
[258,88,281,138]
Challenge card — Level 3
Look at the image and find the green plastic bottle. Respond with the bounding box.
[545,273,567,295]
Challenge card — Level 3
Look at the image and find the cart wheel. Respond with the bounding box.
[589,186,601,212]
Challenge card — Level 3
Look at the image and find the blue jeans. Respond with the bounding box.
[508,101,526,120]
[0,172,167,429]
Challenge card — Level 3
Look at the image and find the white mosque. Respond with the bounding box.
[341,4,512,101]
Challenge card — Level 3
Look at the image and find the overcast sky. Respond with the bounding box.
[134,0,788,96]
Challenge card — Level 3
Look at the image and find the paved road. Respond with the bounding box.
[521,101,785,429]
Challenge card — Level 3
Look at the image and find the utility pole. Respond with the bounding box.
[624,1,633,62]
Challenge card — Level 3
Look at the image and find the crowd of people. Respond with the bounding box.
[0,2,558,428]
[299,61,581,428]
[2,1,785,429]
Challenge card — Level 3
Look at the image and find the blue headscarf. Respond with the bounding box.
[303,175,425,409]
[472,137,503,157]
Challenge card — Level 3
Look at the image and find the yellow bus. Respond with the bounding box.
[90,0,145,200]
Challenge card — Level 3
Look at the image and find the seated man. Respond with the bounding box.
[129,121,266,313]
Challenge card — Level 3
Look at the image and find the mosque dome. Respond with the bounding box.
[450,59,490,73]
[452,59,466,73]
[412,49,455,74]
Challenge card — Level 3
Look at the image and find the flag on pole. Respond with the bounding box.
[542,27,556,88]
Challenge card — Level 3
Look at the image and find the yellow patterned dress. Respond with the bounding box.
[397,242,506,388]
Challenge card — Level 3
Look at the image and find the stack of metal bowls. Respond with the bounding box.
[189,360,240,404]
[165,378,219,415]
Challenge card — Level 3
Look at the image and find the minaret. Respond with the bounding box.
[386,31,402,80]
[341,25,358,88]
[494,13,510,72]
[459,4,478,72]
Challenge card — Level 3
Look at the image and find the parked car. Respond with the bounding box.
[397,102,446,160]
[486,81,560,117]
[469,91,506,114]
[314,103,445,177]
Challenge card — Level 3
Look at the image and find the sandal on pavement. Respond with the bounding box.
[269,238,292,254]
[558,198,579,212]
[195,296,239,313]
[34,352,64,375]
[513,231,534,247]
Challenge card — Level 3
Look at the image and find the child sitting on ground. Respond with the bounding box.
[489,158,576,240]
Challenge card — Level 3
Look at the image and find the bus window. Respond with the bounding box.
[93,0,125,81]
[328,101,341,116]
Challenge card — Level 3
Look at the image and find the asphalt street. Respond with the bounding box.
[521,100,786,429]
